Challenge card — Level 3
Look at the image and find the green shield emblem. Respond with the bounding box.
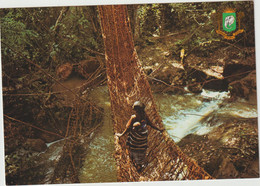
[223,12,236,32]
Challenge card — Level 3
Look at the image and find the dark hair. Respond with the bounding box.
[132,101,145,111]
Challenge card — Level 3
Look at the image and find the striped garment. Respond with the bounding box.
[127,119,148,167]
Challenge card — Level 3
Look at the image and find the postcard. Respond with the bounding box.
[0,1,259,186]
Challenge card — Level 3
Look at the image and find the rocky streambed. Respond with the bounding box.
[4,34,259,184]
[138,37,258,179]
[178,117,259,179]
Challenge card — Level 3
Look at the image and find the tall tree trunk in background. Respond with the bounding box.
[159,4,166,35]
[128,4,140,40]
[88,6,103,42]
[98,5,212,182]
[134,5,141,41]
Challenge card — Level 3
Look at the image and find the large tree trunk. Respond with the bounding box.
[98,5,212,182]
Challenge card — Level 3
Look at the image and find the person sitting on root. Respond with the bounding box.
[116,101,165,172]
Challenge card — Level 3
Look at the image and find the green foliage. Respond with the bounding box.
[1,6,103,147]
[52,7,101,62]
[1,13,38,55]
[1,7,102,79]
[134,1,254,56]
[1,9,39,72]
[138,4,159,36]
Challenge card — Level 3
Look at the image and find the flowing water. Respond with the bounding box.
[78,86,117,183]
[77,85,257,182]
[15,78,257,184]
[154,89,257,143]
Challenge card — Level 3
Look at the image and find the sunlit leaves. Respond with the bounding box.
[1,11,38,58]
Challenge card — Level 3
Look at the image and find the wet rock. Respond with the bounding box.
[39,132,61,143]
[229,70,256,100]
[185,67,207,82]
[56,63,73,80]
[6,138,65,185]
[223,63,254,84]
[178,117,258,179]
[181,47,256,93]
[185,68,206,93]
[24,138,47,152]
[149,64,186,93]
[187,82,203,93]
[240,159,259,178]
[184,67,227,92]
[154,65,185,85]
[177,133,207,146]
[213,157,239,178]
[185,66,210,93]
[203,78,227,91]
[77,59,100,79]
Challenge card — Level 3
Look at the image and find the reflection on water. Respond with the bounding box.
[78,86,117,183]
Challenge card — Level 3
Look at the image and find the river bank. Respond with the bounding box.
[4,31,258,183]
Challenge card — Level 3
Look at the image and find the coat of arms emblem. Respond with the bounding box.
[216,8,244,40]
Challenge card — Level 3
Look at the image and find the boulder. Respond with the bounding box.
[183,48,256,93]
[187,82,203,93]
[39,132,61,143]
[185,67,227,92]
[229,70,256,100]
[24,138,47,152]
[149,64,186,93]
[153,65,185,84]
[178,118,258,179]
[203,78,228,91]
[223,63,254,84]
[77,59,100,79]
[56,63,73,80]
[213,157,239,178]
[185,68,206,93]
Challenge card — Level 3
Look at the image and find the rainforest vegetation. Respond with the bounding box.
[1,1,258,184]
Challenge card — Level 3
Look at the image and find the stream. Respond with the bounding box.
[77,85,257,182]
[154,89,257,143]
[78,86,117,183]
[6,82,257,184]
